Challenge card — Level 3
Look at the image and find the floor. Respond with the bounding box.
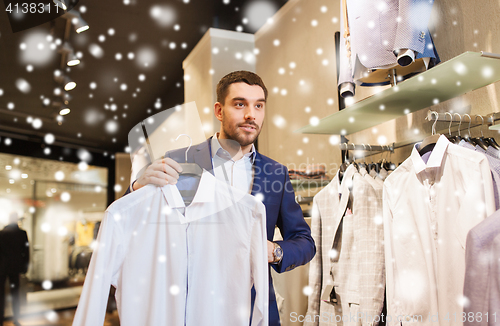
[3,308,120,326]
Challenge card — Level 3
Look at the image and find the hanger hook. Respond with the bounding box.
[453,113,462,136]
[431,111,439,135]
[475,115,485,137]
[175,134,193,163]
[368,144,374,163]
[464,114,472,138]
[445,112,453,136]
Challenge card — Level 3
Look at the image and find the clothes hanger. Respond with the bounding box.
[419,111,441,156]
[366,144,379,175]
[476,115,500,150]
[382,146,394,171]
[450,112,463,144]
[473,115,489,151]
[175,134,203,176]
[444,112,455,142]
[463,114,476,146]
[175,134,203,205]
[358,144,367,170]
[376,147,385,172]
[387,148,397,171]
[339,144,351,182]
[352,145,359,172]
[488,117,500,150]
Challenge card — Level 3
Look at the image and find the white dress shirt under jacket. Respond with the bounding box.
[383,135,496,326]
[211,132,255,193]
[72,170,268,326]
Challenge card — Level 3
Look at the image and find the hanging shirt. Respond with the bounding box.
[383,135,496,326]
[464,209,500,326]
[458,140,500,210]
[72,170,269,326]
[305,165,385,326]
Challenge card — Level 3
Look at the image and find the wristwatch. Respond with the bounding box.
[272,242,283,264]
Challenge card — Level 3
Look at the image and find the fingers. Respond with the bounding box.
[137,171,172,187]
[164,157,183,173]
[135,157,186,189]
[162,162,180,181]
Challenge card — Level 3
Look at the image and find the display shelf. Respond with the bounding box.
[295,51,500,135]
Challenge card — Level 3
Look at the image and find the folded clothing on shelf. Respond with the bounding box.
[289,164,329,180]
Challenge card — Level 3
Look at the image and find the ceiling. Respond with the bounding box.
[0,0,287,154]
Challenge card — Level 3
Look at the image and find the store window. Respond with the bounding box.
[0,152,107,317]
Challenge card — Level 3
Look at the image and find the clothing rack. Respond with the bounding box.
[339,143,394,152]
[340,137,394,163]
[340,110,500,163]
[425,110,500,130]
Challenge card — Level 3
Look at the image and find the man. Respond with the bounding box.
[126,70,315,325]
[0,212,29,326]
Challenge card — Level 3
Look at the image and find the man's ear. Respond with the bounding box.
[214,102,223,122]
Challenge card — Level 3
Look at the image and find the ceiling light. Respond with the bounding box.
[54,75,77,91]
[67,57,80,66]
[59,43,80,66]
[53,0,67,10]
[62,9,89,33]
[64,81,76,91]
[59,107,71,115]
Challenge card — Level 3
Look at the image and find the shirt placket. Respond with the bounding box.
[424,169,439,246]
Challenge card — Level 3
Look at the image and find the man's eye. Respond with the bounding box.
[236,103,244,107]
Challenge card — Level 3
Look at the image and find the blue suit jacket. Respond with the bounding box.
[127,137,316,325]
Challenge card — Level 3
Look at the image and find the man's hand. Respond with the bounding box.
[268,241,275,263]
[132,158,183,191]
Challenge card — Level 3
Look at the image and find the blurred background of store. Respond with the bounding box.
[0,151,109,319]
[1,0,500,324]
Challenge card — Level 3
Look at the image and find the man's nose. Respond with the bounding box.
[244,107,256,120]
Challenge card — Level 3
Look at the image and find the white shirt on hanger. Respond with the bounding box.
[72,170,268,326]
[383,135,495,326]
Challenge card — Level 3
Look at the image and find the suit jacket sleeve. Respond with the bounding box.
[393,0,434,55]
[337,0,355,95]
[273,166,316,273]
[21,230,29,274]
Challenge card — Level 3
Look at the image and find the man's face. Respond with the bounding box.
[215,82,266,147]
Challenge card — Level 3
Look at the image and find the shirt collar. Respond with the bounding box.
[486,145,500,158]
[161,169,215,209]
[211,132,256,163]
[411,135,450,174]
[337,163,357,193]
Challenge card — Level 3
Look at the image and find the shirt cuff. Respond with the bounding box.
[339,82,355,98]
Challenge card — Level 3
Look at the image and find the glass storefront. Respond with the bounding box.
[0,152,107,317]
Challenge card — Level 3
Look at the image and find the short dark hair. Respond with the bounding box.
[216,71,268,105]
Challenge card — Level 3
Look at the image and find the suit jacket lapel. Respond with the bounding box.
[250,152,263,197]
[322,174,341,252]
[330,165,355,249]
[194,138,214,174]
